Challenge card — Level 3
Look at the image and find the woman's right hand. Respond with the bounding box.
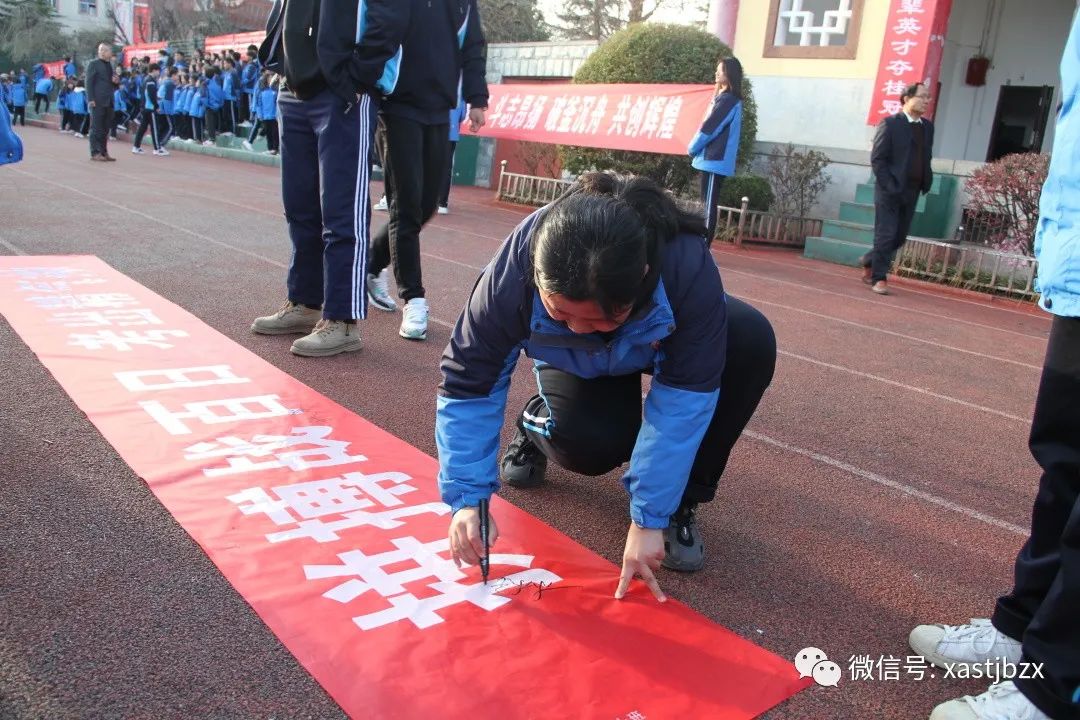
[449,505,499,568]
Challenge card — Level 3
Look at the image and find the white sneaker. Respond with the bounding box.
[909,619,1022,674]
[184,138,194,143]
[241,139,254,151]
[202,140,214,146]
[929,681,1049,720]
[374,196,388,211]
[366,269,397,312]
[221,131,234,137]
[73,132,84,138]
[131,146,145,154]
[437,206,449,215]
[399,298,428,340]
[153,148,170,156]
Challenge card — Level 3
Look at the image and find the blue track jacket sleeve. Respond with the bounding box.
[621,242,728,528]
[687,93,739,157]
[318,0,409,96]
[436,222,533,513]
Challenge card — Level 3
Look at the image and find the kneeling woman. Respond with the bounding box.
[436,172,776,601]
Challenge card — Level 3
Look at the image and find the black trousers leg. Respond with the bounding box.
[13,107,25,125]
[264,119,279,152]
[519,297,776,507]
[367,115,449,301]
[89,105,111,157]
[700,171,725,242]
[870,187,919,282]
[991,315,1080,720]
[439,140,457,207]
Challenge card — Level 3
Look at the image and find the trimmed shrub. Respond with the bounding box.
[718,174,773,211]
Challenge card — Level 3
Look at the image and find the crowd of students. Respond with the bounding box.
[1,45,279,157]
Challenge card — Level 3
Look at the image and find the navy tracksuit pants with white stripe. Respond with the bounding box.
[280,88,377,321]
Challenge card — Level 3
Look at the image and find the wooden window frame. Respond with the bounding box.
[764,0,865,60]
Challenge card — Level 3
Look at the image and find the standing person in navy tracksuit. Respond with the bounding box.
[365,0,489,343]
[687,56,744,242]
[9,77,27,126]
[437,172,776,594]
[131,66,163,155]
[250,0,409,357]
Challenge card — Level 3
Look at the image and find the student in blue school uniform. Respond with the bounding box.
[57,80,72,132]
[68,79,89,136]
[258,74,279,155]
[33,73,53,114]
[221,57,239,135]
[131,66,165,156]
[687,56,744,243]
[178,79,194,141]
[156,66,177,147]
[204,67,224,144]
[111,84,128,139]
[188,77,206,144]
[9,75,27,126]
[63,56,77,80]
[240,46,259,123]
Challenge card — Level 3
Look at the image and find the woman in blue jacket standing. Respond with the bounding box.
[688,57,744,242]
[437,172,776,601]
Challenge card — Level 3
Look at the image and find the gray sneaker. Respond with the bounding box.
[662,503,704,572]
[251,301,320,335]
[290,320,362,357]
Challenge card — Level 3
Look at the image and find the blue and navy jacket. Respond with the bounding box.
[56,87,68,111]
[68,88,87,114]
[437,209,728,528]
[0,100,23,165]
[113,88,126,112]
[206,77,225,110]
[256,86,277,121]
[11,83,28,107]
[157,77,176,114]
[32,64,45,81]
[222,69,239,101]
[1035,9,1080,317]
[241,60,259,95]
[34,77,52,95]
[142,77,158,112]
[16,72,29,90]
[188,86,206,119]
[688,90,742,177]
[64,61,77,79]
[1,83,11,107]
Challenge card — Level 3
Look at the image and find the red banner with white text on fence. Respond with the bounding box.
[0,256,806,720]
[866,0,953,125]
[203,31,266,57]
[468,83,716,155]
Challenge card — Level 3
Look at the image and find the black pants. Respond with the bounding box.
[263,118,279,153]
[866,186,920,283]
[60,109,71,130]
[34,93,49,114]
[991,315,1080,720]
[192,116,204,143]
[133,109,160,150]
[367,114,450,302]
[700,171,725,242]
[112,109,128,138]
[205,108,220,141]
[12,106,25,125]
[519,297,776,506]
[75,113,89,135]
[89,105,114,157]
[439,140,457,208]
[239,93,250,123]
[247,118,262,144]
[224,99,237,134]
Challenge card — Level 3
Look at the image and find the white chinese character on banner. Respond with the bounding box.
[510,95,534,128]
[49,309,164,327]
[606,95,633,135]
[305,536,562,630]
[227,470,447,542]
[8,267,95,280]
[523,95,548,131]
[497,95,521,129]
[584,95,608,135]
[544,96,568,132]
[882,79,908,96]
[880,99,903,115]
[68,329,188,351]
[894,17,922,35]
[139,394,295,435]
[885,59,915,76]
[891,39,918,56]
[657,96,682,139]
[17,281,72,293]
[623,96,651,138]
[485,94,509,128]
[898,0,925,13]
[639,97,668,139]
[848,655,874,681]
[185,426,365,477]
[26,293,138,310]
[556,96,581,133]
[115,364,249,392]
[569,96,597,134]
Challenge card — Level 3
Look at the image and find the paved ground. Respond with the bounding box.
[0,126,1054,719]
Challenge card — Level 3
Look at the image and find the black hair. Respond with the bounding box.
[149,62,159,71]
[64,56,71,62]
[531,172,705,318]
[718,56,744,100]
[901,82,924,103]
[167,66,178,77]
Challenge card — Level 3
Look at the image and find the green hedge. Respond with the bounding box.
[718,174,773,211]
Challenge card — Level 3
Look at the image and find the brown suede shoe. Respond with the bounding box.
[872,281,889,295]
[103,155,116,162]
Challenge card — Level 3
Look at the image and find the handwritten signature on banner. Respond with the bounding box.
[10,263,567,634]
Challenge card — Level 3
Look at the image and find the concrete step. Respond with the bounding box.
[821,219,874,245]
[803,236,869,267]
[838,201,875,226]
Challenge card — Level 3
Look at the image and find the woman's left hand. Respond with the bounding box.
[614,522,667,602]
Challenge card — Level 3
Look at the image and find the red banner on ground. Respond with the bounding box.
[0,256,806,719]
[203,31,265,57]
[468,83,715,156]
[866,0,952,125]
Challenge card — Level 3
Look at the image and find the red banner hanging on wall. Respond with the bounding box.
[0,256,807,720]
[466,83,716,156]
[203,31,266,57]
[866,0,954,126]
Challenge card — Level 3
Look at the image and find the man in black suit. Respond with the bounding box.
[86,43,117,162]
[862,82,934,295]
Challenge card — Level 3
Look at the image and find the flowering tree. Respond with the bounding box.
[964,152,1049,256]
